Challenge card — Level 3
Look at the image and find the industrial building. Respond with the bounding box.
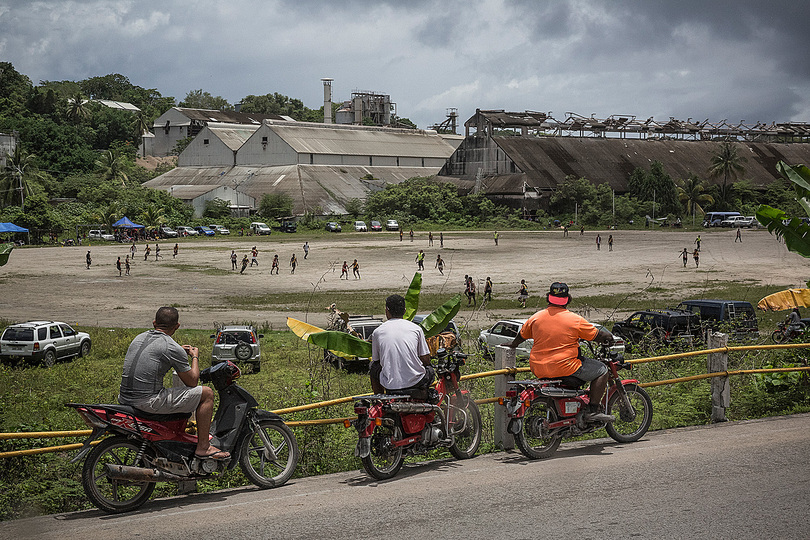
[144,120,460,216]
[435,109,810,213]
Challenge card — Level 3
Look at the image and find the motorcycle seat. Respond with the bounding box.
[101,404,192,422]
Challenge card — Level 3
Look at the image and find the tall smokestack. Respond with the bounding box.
[321,78,333,124]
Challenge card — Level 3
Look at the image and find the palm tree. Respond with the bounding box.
[95,202,121,234]
[677,174,714,226]
[66,92,89,122]
[1,146,44,208]
[139,204,166,229]
[708,141,746,207]
[95,149,129,186]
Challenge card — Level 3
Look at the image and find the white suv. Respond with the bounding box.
[210,325,263,373]
[0,321,91,367]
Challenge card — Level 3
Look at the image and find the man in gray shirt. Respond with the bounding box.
[119,307,228,460]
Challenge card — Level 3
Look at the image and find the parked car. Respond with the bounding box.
[194,226,216,237]
[175,226,198,236]
[88,230,114,241]
[735,216,757,228]
[478,320,623,361]
[208,224,230,235]
[250,222,272,235]
[0,321,91,367]
[721,215,748,228]
[326,222,342,232]
[278,220,297,233]
[703,211,741,228]
[611,309,701,351]
[385,219,399,231]
[354,221,368,232]
[675,299,759,336]
[370,220,382,232]
[210,325,263,373]
[159,226,178,238]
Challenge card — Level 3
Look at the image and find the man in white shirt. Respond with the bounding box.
[369,294,433,395]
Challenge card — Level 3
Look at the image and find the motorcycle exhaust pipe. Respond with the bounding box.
[103,464,185,483]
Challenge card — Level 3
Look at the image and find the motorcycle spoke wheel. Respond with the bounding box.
[361,421,404,480]
[448,397,482,460]
[239,420,299,488]
[81,436,155,514]
[605,383,653,443]
[514,400,561,459]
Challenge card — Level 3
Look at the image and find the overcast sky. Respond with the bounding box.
[2,0,809,130]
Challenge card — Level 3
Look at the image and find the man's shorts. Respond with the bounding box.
[134,385,203,414]
[569,356,608,383]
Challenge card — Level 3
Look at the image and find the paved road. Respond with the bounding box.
[3,414,809,540]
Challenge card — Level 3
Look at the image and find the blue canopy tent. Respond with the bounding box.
[0,223,28,265]
[0,222,28,233]
[112,217,144,229]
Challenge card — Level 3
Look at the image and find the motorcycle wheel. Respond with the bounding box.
[448,396,482,460]
[81,435,156,513]
[514,400,561,459]
[361,420,404,480]
[771,331,786,344]
[238,419,299,488]
[605,383,653,443]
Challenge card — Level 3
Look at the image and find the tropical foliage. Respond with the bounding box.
[756,161,810,258]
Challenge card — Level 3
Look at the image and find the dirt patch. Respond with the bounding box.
[0,228,803,331]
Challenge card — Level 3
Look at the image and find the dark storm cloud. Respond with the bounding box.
[1,0,809,128]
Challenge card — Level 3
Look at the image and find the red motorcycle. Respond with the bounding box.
[503,344,652,459]
[68,361,298,513]
[348,348,482,480]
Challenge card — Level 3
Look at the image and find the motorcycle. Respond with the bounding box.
[348,348,482,480]
[68,361,299,513]
[503,344,653,459]
[771,321,806,344]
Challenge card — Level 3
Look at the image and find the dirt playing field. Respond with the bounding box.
[0,227,806,332]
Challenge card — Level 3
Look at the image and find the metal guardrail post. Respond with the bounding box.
[707,332,730,422]
[494,345,516,450]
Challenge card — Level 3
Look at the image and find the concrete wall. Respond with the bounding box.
[178,126,236,167]
[151,108,194,157]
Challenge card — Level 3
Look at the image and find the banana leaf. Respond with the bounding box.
[756,205,810,258]
[307,330,372,359]
[418,294,461,339]
[404,272,422,321]
[0,243,12,267]
[286,317,326,340]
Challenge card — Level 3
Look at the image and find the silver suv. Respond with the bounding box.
[210,325,263,373]
[0,321,91,367]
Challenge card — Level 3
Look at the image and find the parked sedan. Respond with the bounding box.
[354,221,368,232]
[386,219,399,231]
[208,224,230,235]
[194,226,216,236]
[88,229,115,241]
[159,226,178,238]
[175,226,198,236]
[325,222,342,232]
[370,220,382,232]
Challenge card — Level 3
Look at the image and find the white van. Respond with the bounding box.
[250,222,272,235]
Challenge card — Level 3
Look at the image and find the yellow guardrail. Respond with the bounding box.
[2,342,809,459]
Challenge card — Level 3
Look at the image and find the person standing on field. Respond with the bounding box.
[240,254,249,274]
[484,277,493,301]
[116,256,122,276]
[173,243,179,258]
[303,242,309,259]
[428,232,433,246]
[416,249,425,271]
[680,248,688,268]
[735,228,742,243]
[440,232,444,248]
[351,259,361,279]
[231,250,237,270]
[693,248,700,268]
[518,279,529,308]
[144,244,151,261]
[494,231,499,246]
[155,243,161,261]
[695,235,701,251]
[290,253,297,274]
[125,255,131,276]
[435,254,444,275]
[271,254,279,274]
[608,235,613,251]
[341,260,349,279]
[251,246,259,266]
[596,234,601,251]
[86,250,92,269]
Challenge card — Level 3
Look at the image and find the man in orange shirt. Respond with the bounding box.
[508,282,615,422]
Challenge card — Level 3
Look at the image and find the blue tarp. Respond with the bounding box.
[0,222,28,232]
[112,217,144,228]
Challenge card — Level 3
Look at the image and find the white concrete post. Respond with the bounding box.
[494,345,516,450]
[707,332,730,423]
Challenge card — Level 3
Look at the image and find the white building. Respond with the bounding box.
[144,120,459,216]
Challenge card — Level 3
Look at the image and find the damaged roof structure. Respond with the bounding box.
[436,109,810,211]
[144,120,459,216]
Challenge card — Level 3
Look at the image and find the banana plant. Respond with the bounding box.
[756,161,810,259]
[287,273,461,358]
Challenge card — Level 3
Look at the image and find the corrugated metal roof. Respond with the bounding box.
[92,99,141,112]
[176,107,287,125]
[269,123,456,158]
[206,125,259,151]
[144,164,444,215]
[488,137,810,191]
